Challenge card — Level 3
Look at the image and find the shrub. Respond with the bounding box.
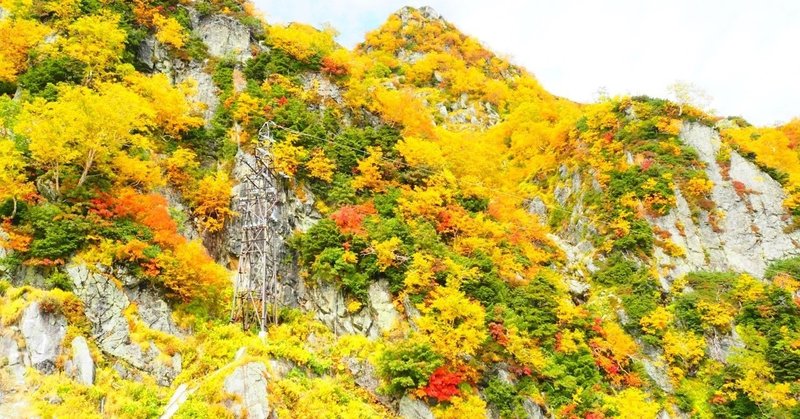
[593,254,639,287]
[292,219,343,263]
[25,204,91,261]
[17,57,85,98]
[45,271,73,292]
[672,293,703,334]
[764,256,800,281]
[503,274,559,341]
[612,219,654,255]
[483,378,525,418]
[423,367,463,402]
[378,341,443,397]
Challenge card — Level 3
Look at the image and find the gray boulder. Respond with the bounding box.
[223,362,270,419]
[0,334,26,385]
[20,302,66,374]
[70,336,95,385]
[398,396,434,419]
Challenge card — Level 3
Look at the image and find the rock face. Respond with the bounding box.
[126,288,182,336]
[0,334,26,385]
[67,264,180,385]
[174,62,219,125]
[223,362,270,419]
[137,35,173,75]
[20,302,67,374]
[68,264,132,358]
[707,328,745,364]
[398,396,434,419]
[305,280,400,338]
[651,123,800,282]
[196,15,251,61]
[70,336,95,385]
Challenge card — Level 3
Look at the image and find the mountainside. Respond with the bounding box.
[1,2,800,418]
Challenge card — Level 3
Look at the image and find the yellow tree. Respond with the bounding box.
[58,12,127,80]
[0,139,34,216]
[125,72,203,137]
[0,18,48,82]
[16,83,155,192]
[153,13,187,49]
[190,171,236,233]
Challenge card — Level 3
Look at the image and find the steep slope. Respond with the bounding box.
[1,3,800,419]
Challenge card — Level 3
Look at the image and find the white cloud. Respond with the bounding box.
[254,0,800,125]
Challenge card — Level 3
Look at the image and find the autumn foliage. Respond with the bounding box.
[423,367,463,402]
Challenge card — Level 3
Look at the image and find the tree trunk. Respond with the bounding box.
[77,150,96,188]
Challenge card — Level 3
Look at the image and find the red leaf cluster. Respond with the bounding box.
[110,189,183,249]
[488,322,509,347]
[330,202,376,235]
[321,57,348,76]
[423,367,462,402]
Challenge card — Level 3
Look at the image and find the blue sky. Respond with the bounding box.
[253,0,800,126]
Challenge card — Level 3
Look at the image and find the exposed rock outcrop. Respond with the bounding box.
[196,15,252,61]
[0,334,26,386]
[20,302,66,374]
[707,328,744,364]
[68,336,95,386]
[67,264,180,386]
[305,280,399,339]
[652,123,800,282]
[174,61,220,125]
[398,396,434,419]
[125,287,182,336]
[223,362,271,419]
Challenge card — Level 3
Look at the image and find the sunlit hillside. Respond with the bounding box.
[1,2,799,418]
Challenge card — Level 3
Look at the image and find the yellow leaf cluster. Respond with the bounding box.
[271,135,307,177]
[268,23,337,61]
[433,391,487,419]
[153,13,187,49]
[125,73,203,136]
[58,12,127,76]
[0,18,48,82]
[416,283,487,362]
[684,176,714,199]
[111,154,164,190]
[662,330,705,381]
[190,171,236,233]
[16,83,155,192]
[505,326,547,371]
[372,237,403,271]
[352,146,388,191]
[0,138,34,204]
[305,149,336,182]
[603,388,661,419]
[696,300,735,332]
[404,252,436,293]
[640,307,673,335]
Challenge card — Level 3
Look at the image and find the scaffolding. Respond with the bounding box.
[229,122,284,332]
